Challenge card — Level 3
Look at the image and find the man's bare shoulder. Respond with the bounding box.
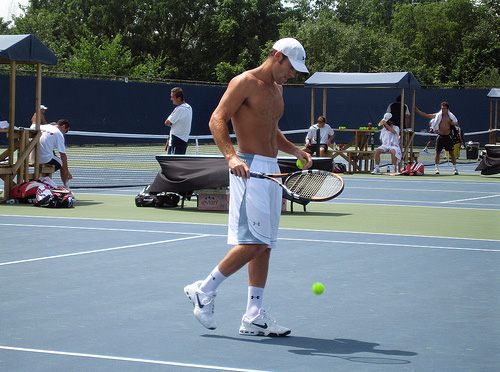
[230,69,261,87]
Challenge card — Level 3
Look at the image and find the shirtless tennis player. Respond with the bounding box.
[416,102,459,175]
[184,38,312,336]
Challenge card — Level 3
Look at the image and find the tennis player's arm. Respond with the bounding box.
[415,106,435,119]
[59,152,72,180]
[209,75,249,177]
[277,130,312,169]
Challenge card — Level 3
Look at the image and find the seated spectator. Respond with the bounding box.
[31,119,72,186]
[31,104,48,125]
[303,115,334,157]
[372,113,401,174]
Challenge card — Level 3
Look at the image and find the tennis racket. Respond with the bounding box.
[249,169,344,203]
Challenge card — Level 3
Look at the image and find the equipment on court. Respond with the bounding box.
[11,179,49,203]
[399,162,424,176]
[249,169,344,203]
[476,144,500,175]
[333,162,346,173]
[35,186,74,208]
[10,177,73,207]
[312,282,325,295]
[135,186,181,208]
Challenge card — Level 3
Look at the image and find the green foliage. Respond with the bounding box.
[1,0,497,87]
[64,33,133,76]
[0,18,11,34]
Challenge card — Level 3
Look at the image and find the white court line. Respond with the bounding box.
[349,186,496,195]
[2,215,499,242]
[0,346,269,372]
[1,231,497,267]
[0,223,203,235]
[441,194,500,204]
[0,235,207,266]
[334,197,500,211]
[279,238,499,252]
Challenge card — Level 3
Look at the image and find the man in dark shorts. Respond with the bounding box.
[416,102,459,175]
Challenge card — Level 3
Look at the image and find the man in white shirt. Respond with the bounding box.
[36,119,72,186]
[372,113,401,174]
[164,87,192,154]
[303,115,334,156]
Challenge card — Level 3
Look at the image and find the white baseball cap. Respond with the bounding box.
[40,105,48,110]
[272,38,308,73]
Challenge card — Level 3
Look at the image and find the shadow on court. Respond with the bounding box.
[69,200,103,206]
[282,211,352,217]
[203,335,417,364]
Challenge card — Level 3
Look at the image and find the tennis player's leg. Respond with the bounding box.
[184,154,277,331]
[435,136,445,174]
[238,159,290,337]
[372,147,384,174]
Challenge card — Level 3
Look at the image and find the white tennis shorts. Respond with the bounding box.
[227,153,282,249]
[376,145,402,161]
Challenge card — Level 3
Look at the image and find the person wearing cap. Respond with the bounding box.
[184,38,311,337]
[371,112,402,174]
[164,87,192,154]
[31,105,48,125]
[35,119,73,186]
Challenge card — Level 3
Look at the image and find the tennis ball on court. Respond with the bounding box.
[296,159,305,169]
[312,282,325,295]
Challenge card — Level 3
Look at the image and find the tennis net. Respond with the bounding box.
[62,129,308,188]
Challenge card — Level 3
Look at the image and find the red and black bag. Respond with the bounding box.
[35,186,74,208]
[400,162,424,176]
[10,179,49,203]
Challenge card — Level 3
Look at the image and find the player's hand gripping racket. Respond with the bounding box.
[250,169,344,203]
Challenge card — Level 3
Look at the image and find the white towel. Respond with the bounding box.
[430,110,458,132]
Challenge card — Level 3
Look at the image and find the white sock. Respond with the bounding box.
[199,266,226,295]
[245,286,264,319]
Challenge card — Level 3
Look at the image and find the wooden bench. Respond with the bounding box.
[28,163,56,179]
[344,150,376,173]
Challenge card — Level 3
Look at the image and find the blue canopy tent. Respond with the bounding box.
[487,88,500,144]
[304,72,421,162]
[0,34,57,199]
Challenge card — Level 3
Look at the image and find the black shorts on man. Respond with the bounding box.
[436,134,454,153]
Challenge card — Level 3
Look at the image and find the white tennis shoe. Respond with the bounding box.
[371,167,382,175]
[239,309,291,337]
[184,280,217,330]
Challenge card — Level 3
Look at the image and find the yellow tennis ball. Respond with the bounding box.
[296,159,305,169]
[312,282,325,295]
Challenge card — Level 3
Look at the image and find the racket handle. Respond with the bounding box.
[249,171,266,178]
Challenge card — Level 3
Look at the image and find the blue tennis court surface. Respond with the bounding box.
[1,214,498,371]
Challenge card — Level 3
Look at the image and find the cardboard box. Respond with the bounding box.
[197,188,287,212]
[197,189,229,211]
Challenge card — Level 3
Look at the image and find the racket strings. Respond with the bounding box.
[285,172,341,199]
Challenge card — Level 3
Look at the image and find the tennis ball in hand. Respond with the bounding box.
[312,282,325,295]
[296,159,306,169]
